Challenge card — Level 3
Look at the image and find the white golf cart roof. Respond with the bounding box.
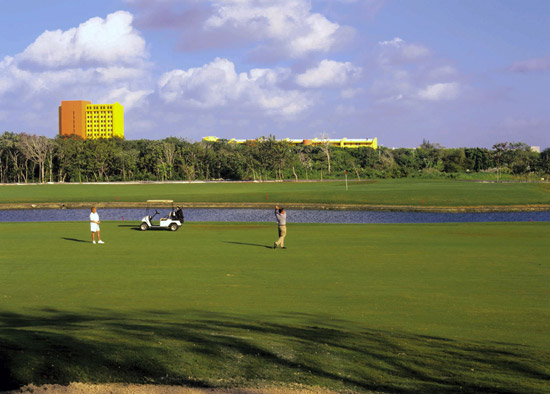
[146,200,174,203]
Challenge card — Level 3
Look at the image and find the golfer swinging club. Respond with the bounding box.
[90,206,104,244]
[273,205,287,249]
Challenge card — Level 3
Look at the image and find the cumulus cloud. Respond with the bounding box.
[100,87,153,111]
[378,37,404,47]
[18,11,147,69]
[371,36,465,105]
[417,82,460,101]
[378,37,430,65]
[372,66,462,104]
[0,9,153,133]
[296,59,362,88]
[0,56,29,95]
[126,0,210,30]
[203,0,341,57]
[509,55,550,73]
[128,0,346,59]
[158,57,310,115]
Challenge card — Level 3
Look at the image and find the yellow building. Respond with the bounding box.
[85,103,124,139]
[202,136,378,149]
[309,137,378,149]
[59,101,124,139]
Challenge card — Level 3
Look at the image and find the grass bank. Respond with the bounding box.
[1,179,550,209]
[0,221,549,393]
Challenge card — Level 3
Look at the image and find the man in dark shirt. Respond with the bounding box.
[274,205,287,249]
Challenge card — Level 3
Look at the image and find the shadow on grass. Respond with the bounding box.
[0,309,548,393]
[117,224,143,231]
[223,241,274,249]
[120,225,177,232]
[61,237,89,243]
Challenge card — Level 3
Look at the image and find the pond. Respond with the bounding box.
[1,208,549,224]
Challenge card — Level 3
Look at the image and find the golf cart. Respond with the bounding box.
[140,200,184,231]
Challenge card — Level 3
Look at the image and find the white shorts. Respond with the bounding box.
[90,223,100,232]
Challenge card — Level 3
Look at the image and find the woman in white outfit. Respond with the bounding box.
[90,207,104,244]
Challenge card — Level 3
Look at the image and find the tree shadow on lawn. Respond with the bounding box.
[0,309,548,394]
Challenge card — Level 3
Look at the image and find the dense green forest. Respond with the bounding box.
[1,132,549,183]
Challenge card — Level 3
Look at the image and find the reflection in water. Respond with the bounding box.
[1,208,549,223]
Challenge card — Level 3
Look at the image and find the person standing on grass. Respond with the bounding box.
[90,207,104,244]
[274,205,287,249]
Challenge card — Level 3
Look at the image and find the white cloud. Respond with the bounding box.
[0,10,153,137]
[158,57,310,115]
[99,87,153,111]
[417,82,460,101]
[288,13,340,57]
[402,44,430,59]
[0,56,28,95]
[159,58,239,107]
[372,37,465,106]
[373,78,462,104]
[296,59,362,88]
[202,0,341,58]
[18,11,147,69]
[379,37,405,47]
[378,37,430,65]
[126,0,351,60]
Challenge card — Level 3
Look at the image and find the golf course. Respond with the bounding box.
[1,180,549,393]
[1,179,550,209]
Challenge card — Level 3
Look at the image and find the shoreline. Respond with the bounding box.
[1,201,550,213]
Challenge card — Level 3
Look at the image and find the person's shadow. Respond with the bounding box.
[61,237,89,243]
[223,241,273,249]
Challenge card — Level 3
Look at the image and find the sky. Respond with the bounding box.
[1,0,549,149]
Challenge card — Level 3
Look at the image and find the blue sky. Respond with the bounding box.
[1,0,549,148]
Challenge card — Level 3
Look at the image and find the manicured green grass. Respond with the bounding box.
[0,221,549,393]
[1,179,550,207]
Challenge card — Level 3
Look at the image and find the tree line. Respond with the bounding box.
[1,132,549,183]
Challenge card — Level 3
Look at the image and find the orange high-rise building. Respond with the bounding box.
[59,100,124,139]
[59,100,91,139]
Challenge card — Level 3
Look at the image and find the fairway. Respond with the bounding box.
[0,221,549,393]
[1,179,550,208]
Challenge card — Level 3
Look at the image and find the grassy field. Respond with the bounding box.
[0,221,549,393]
[1,179,550,207]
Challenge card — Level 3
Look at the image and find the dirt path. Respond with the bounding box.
[5,383,364,394]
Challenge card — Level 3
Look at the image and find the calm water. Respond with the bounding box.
[0,208,549,223]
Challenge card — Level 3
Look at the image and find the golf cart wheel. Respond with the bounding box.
[140,222,149,231]
[169,223,178,231]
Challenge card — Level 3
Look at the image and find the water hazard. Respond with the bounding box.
[1,208,549,224]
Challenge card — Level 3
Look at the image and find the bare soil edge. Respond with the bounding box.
[3,383,369,394]
[1,201,550,213]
